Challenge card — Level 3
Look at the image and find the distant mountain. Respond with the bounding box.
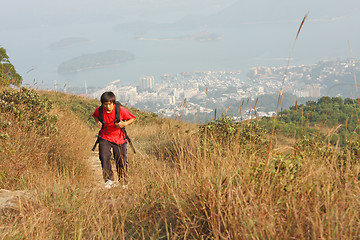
[182,0,360,26]
[176,0,360,28]
[113,0,359,36]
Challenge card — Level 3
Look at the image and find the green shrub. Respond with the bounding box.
[0,87,57,135]
[199,117,269,155]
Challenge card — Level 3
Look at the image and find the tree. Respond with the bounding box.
[0,47,22,87]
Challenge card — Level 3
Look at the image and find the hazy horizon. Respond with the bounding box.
[1,0,360,90]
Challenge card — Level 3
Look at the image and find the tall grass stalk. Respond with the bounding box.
[266,12,309,173]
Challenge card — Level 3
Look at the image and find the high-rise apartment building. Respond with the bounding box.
[139,76,155,90]
[306,85,321,98]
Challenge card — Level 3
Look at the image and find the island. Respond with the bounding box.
[49,37,91,49]
[57,50,135,74]
[135,31,222,42]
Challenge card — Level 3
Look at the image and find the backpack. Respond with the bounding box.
[92,101,136,153]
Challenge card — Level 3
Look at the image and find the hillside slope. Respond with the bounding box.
[1,88,359,239]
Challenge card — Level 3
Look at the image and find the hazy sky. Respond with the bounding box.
[1,0,360,89]
[1,0,236,28]
[2,0,357,27]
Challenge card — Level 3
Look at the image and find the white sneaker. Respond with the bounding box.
[104,180,117,189]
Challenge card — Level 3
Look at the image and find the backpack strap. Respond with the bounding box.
[97,105,109,134]
[114,101,122,123]
[98,105,104,123]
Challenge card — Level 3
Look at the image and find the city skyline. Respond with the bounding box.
[87,58,360,122]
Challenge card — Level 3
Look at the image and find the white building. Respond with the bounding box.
[184,88,199,99]
[114,86,138,103]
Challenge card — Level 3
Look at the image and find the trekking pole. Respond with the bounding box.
[92,122,108,151]
[92,133,100,151]
[123,128,136,154]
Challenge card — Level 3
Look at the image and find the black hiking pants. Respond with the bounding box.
[98,138,128,182]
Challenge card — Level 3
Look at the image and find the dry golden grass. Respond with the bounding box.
[1,92,360,239]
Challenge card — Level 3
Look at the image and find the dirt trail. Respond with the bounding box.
[87,151,105,188]
[0,146,134,215]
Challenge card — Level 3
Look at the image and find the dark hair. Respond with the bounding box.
[100,91,116,104]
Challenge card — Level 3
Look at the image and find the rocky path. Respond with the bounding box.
[0,189,29,212]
